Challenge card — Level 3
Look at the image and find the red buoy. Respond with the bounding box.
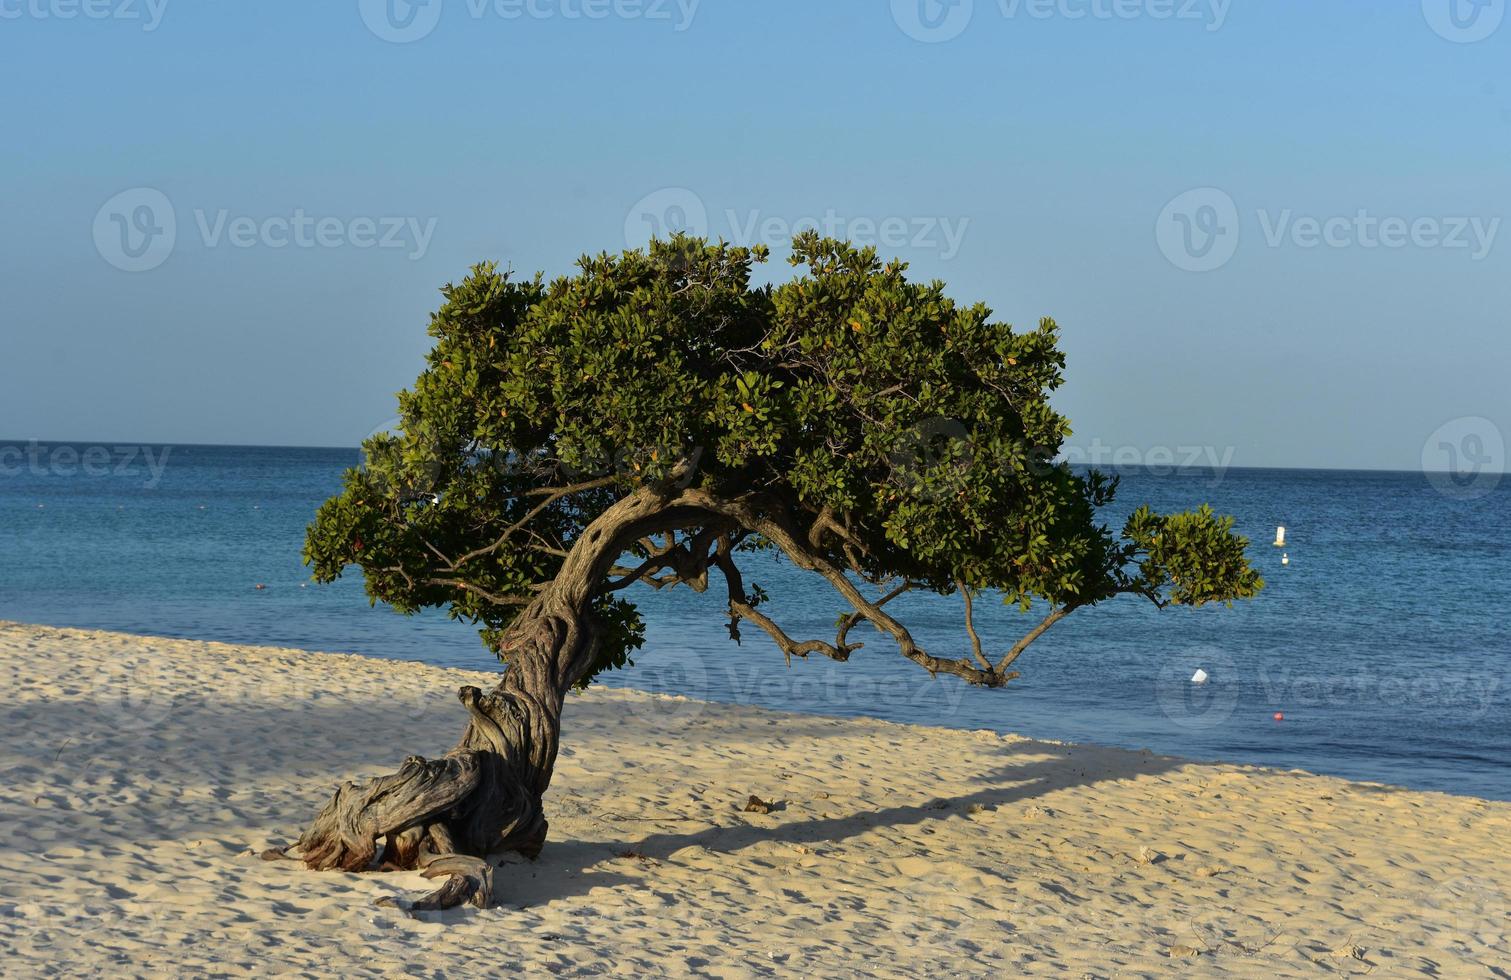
[1273,712,1285,722]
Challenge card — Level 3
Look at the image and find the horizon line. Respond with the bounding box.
[2,437,1501,479]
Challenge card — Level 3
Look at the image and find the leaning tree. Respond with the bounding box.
[280,234,1261,908]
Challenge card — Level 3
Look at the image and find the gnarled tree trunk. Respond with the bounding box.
[288,600,591,909]
[283,489,695,910]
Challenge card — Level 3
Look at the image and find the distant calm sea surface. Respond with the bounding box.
[2,443,1507,799]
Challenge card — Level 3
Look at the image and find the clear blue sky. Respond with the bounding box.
[2,1,1507,471]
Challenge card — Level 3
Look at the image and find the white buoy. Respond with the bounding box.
[1191,668,1210,685]
[1273,526,1286,547]
[1281,553,1290,566]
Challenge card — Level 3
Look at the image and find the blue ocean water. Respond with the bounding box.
[1,442,1507,799]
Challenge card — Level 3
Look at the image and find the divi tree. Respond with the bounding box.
[286,235,1261,908]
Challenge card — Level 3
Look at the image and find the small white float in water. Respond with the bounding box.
[1191,668,1209,685]
[1273,526,1286,547]
[1281,553,1290,566]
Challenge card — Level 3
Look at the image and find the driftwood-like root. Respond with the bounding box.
[290,589,603,912]
[296,753,484,874]
[413,853,495,911]
[290,682,556,910]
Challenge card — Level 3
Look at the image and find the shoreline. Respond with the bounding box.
[2,620,1508,976]
[6,614,1501,805]
[0,618,1463,798]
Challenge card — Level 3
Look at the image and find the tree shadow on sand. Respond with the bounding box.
[493,745,1185,908]
[0,685,1185,917]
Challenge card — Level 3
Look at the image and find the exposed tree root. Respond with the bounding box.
[286,681,559,911]
[290,496,677,912]
[413,853,495,911]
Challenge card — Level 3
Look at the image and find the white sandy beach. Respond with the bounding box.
[0,620,1507,977]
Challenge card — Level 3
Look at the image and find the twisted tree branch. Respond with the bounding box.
[711,545,859,664]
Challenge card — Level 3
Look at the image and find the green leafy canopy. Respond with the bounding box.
[304,234,1262,688]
